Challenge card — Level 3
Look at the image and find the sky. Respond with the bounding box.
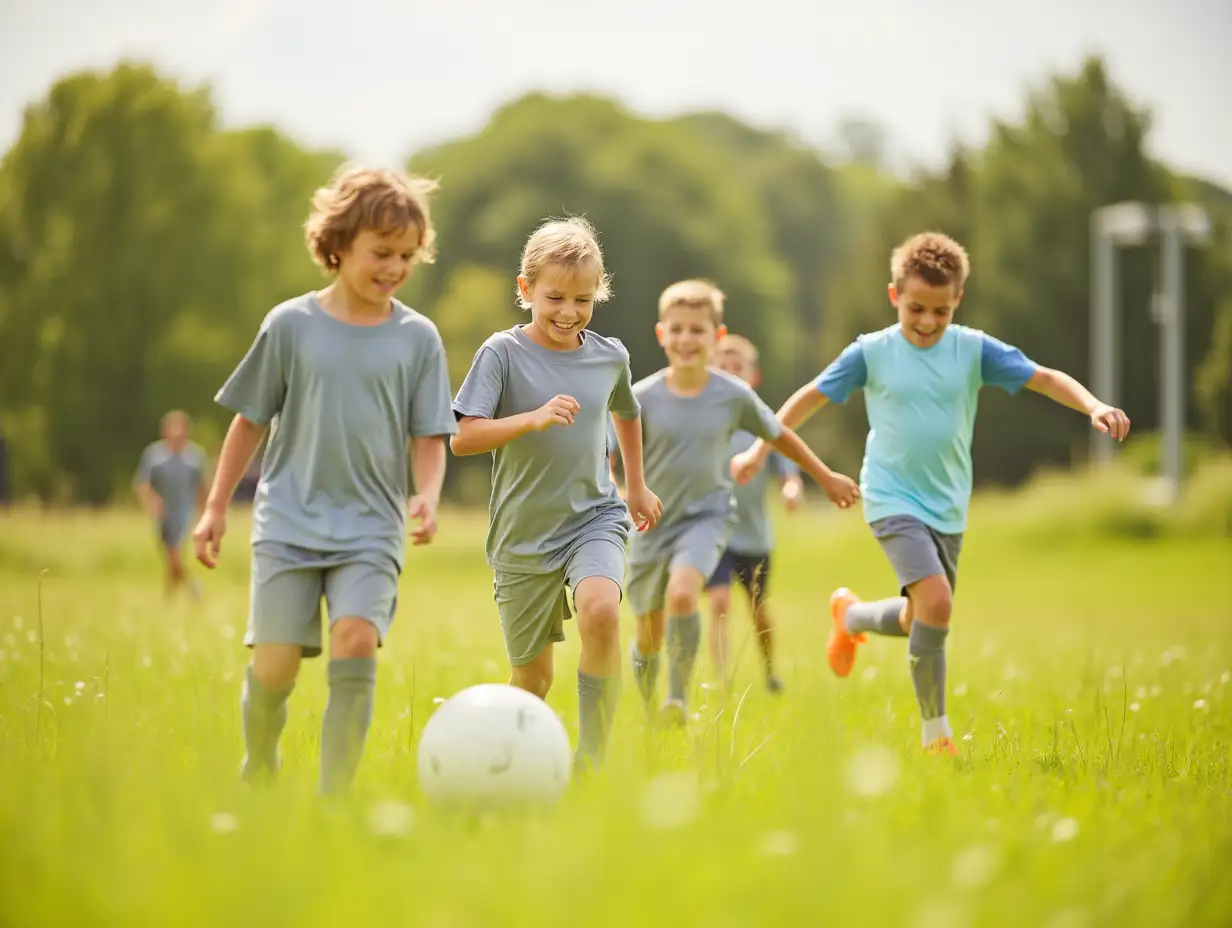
[1,0,1229,186]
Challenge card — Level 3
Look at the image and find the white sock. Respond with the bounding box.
[922,714,953,746]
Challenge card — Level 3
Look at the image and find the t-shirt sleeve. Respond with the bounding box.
[452,345,507,420]
[980,333,1037,395]
[410,327,461,436]
[215,312,288,426]
[814,341,867,404]
[608,353,641,421]
[738,389,784,443]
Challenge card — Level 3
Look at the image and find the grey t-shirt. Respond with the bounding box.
[627,369,783,564]
[134,440,207,534]
[727,430,797,556]
[215,294,457,568]
[452,326,639,574]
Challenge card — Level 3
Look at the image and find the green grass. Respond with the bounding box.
[1,493,1230,927]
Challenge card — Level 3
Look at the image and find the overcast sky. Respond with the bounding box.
[2,0,1229,186]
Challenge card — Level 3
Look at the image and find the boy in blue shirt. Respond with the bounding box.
[734,232,1130,755]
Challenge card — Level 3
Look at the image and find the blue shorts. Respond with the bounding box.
[706,550,772,608]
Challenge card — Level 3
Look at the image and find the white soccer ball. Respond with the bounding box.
[416,683,573,810]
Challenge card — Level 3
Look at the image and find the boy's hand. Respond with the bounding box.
[407,495,438,546]
[192,507,226,569]
[625,483,663,532]
[148,497,165,521]
[782,479,802,512]
[731,449,766,485]
[1090,403,1131,442]
[532,395,580,431]
[821,472,860,510]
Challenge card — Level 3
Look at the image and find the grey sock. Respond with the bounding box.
[241,665,292,780]
[666,612,701,704]
[846,598,909,637]
[576,671,620,766]
[319,656,377,795]
[908,622,948,720]
[631,645,660,704]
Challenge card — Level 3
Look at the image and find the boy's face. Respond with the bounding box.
[715,345,759,386]
[162,416,188,447]
[890,275,962,349]
[518,260,598,350]
[656,304,725,373]
[338,225,422,306]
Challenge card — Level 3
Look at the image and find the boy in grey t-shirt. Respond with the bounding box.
[616,280,859,726]
[452,218,661,772]
[133,409,209,599]
[192,166,457,795]
[703,336,803,693]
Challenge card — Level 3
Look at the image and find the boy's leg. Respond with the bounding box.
[319,556,398,795]
[627,558,670,706]
[705,552,735,685]
[494,569,568,699]
[568,535,627,768]
[735,554,778,690]
[243,544,323,782]
[660,518,726,723]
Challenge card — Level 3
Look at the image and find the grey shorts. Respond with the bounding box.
[627,513,730,617]
[494,534,626,667]
[870,514,963,595]
[247,542,400,659]
[159,520,188,550]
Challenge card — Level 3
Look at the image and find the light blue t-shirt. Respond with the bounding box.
[815,323,1037,534]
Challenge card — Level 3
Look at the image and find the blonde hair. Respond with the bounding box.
[717,333,758,364]
[890,231,970,291]
[518,217,611,309]
[305,165,439,272]
[658,279,726,324]
[161,409,190,433]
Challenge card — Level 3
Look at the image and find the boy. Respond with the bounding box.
[192,166,457,795]
[451,217,662,772]
[733,231,1131,754]
[621,280,860,726]
[133,409,209,599]
[705,335,804,693]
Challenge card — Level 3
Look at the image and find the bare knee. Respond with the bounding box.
[908,576,953,628]
[708,587,731,622]
[575,578,621,647]
[665,570,703,617]
[330,617,379,659]
[252,643,302,690]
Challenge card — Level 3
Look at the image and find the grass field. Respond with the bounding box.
[1,489,1230,927]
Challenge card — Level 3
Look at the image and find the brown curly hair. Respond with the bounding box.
[890,231,970,291]
[305,165,439,272]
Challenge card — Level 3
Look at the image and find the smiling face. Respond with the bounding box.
[656,303,725,373]
[336,225,422,307]
[890,274,963,348]
[518,260,599,350]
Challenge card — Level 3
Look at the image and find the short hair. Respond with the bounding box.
[890,232,970,291]
[658,279,725,324]
[305,165,439,272]
[716,333,758,364]
[518,217,611,309]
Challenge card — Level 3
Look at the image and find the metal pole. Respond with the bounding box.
[1158,209,1185,504]
[1090,210,1117,466]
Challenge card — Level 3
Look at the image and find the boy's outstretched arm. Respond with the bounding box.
[767,427,859,509]
[1026,367,1132,441]
[733,385,831,483]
